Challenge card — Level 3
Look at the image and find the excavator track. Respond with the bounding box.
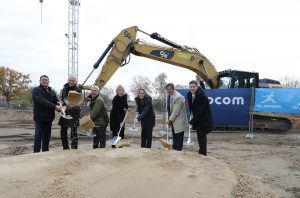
[252,115,291,132]
[252,112,300,132]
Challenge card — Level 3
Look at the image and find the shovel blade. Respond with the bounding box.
[245,133,254,139]
[159,139,172,149]
[112,136,122,146]
[62,115,73,120]
[129,127,138,132]
[187,138,193,144]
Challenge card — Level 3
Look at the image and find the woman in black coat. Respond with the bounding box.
[135,89,155,148]
[110,85,128,147]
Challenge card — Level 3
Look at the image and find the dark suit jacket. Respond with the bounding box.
[32,85,58,122]
[60,83,82,106]
[58,83,82,127]
[187,88,213,134]
[135,95,155,128]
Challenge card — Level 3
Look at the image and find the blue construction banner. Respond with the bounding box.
[254,88,300,114]
[177,88,252,126]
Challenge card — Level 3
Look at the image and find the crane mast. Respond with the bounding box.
[67,0,80,79]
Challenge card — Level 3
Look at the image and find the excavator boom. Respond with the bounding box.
[93,26,138,88]
[132,43,218,88]
[89,26,218,89]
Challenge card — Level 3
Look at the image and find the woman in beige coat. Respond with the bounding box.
[166,83,188,151]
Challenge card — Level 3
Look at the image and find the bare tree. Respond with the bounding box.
[153,72,167,100]
[279,76,300,88]
[153,73,168,111]
[175,84,189,89]
[0,66,31,106]
[100,86,114,109]
[15,87,34,107]
[129,75,153,96]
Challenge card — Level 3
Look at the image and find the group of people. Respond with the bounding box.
[32,75,213,156]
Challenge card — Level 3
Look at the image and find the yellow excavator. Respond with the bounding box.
[81,26,298,131]
[81,26,219,89]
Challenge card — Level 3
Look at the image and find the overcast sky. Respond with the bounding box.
[1,0,299,93]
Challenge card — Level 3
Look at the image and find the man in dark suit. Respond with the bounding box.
[32,75,61,153]
[187,80,213,156]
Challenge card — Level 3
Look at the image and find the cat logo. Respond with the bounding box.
[150,50,174,59]
[124,31,131,39]
[160,51,169,59]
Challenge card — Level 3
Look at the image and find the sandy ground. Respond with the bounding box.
[0,110,299,198]
[0,147,237,198]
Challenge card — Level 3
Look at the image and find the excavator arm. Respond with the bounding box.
[131,42,218,88]
[85,26,219,89]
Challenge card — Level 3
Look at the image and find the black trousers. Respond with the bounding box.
[141,126,153,148]
[60,126,78,149]
[112,125,125,139]
[196,130,207,156]
[93,127,106,148]
[34,121,52,153]
[171,127,184,151]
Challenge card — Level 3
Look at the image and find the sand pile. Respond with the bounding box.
[0,147,237,198]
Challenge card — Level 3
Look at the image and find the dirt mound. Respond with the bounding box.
[0,110,33,122]
[0,147,238,198]
[0,110,62,128]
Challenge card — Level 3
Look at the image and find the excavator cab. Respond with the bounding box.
[217,70,259,89]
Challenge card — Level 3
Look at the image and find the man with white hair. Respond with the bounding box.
[58,75,82,150]
[87,86,109,148]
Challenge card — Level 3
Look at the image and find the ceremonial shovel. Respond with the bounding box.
[129,115,138,132]
[112,109,130,146]
[186,126,193,145]
[59,103,73,120]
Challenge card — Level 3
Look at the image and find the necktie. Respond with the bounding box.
[44,87,49,94]
[190,94,195,121]
[167,95,171,118]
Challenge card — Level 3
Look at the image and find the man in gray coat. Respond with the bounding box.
[166,83,188,151]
